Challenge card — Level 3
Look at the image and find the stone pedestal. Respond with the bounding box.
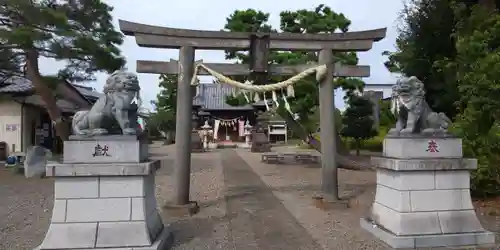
[251,126,271,153]
[36,135,172,250]
[251,131,271,152]
[190,131,204,153]
[361,136,495,249]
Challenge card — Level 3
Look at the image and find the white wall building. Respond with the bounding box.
[0,77,101,159]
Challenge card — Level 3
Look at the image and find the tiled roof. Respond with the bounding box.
[0,77,101,100]
[0,76,34,93]
[22,95,80,113]
[72,84,103,99]
[193,83,269,111]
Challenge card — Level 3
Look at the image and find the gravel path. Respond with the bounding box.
[0,168,53,250]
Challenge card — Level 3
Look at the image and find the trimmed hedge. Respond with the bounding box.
[296,130,386,153]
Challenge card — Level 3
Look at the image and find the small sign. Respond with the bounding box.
[92,144,111,157]
[6,124,19,132]
[426,140,439,153]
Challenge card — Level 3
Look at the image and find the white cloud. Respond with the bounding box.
[38,0,403,110]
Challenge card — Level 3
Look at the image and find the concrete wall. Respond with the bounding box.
[0,100,22,153]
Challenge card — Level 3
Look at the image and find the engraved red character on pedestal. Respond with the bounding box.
[426,140,439,153]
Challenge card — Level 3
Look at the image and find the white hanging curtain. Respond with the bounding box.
[238,120,245,137]
[213,120,220,140]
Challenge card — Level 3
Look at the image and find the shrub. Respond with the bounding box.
[450,121,500,197]
[360,138,384,152]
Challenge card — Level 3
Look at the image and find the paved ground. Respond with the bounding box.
[221,150,320,249]
[1,143,499,250]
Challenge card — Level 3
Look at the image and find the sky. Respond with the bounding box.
[39,0,404,111]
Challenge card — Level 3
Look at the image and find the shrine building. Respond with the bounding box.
[192,82,270,143]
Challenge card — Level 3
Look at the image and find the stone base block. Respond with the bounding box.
[361,218,495,249]
[370,202,486,236]
[46,161,160,177]
[38,161,167,250]
[163,201,200,217]
[64,135,148,163]
[35,227,173,250]
[371,157,476,171]
[383,136,462,158]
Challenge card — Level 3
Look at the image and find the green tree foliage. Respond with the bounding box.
[446,4,500,197]
[379,99,397,129]
[340,96,377,156]
[0,0,125,139]
[149,74,178,134]
[223,5,365,131]
[308,106,343,133]
[383,0,459,118]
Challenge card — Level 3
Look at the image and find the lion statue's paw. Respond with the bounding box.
[122,128,137,135]
[75,129,93,136]
[387,128,400,135]
[91,128,108,136]
[399,128,414,134]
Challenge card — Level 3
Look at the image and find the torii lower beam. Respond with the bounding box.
[137,59,370,77]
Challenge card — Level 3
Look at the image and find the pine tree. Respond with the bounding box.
[340,96,377,156]
[0,0,126,140]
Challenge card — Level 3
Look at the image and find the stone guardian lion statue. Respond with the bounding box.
[72,70,142,136]
[388,76,452,135]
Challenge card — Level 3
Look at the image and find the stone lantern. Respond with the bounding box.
[244,120,253,148]
[200,120,212,150]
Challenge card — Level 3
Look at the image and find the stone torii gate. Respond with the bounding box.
[119,20,386,211]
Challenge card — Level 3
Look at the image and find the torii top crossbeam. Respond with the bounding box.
[119,20,386,51]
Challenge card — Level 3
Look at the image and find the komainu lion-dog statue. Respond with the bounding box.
[72,70,142,136]
[388,76,452,135]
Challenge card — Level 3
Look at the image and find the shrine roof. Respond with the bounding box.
[0,76,102,112]
[0,76,101,103]
[193,83,269,111]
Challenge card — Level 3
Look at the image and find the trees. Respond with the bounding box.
[149,74,178,143]
[223,5,365,131]
[379,99,397,130]
[340,96,377,156]
[0,0,125,140]
[446,4,500,196]
[383,0,459,118]
[383,0,498,119]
